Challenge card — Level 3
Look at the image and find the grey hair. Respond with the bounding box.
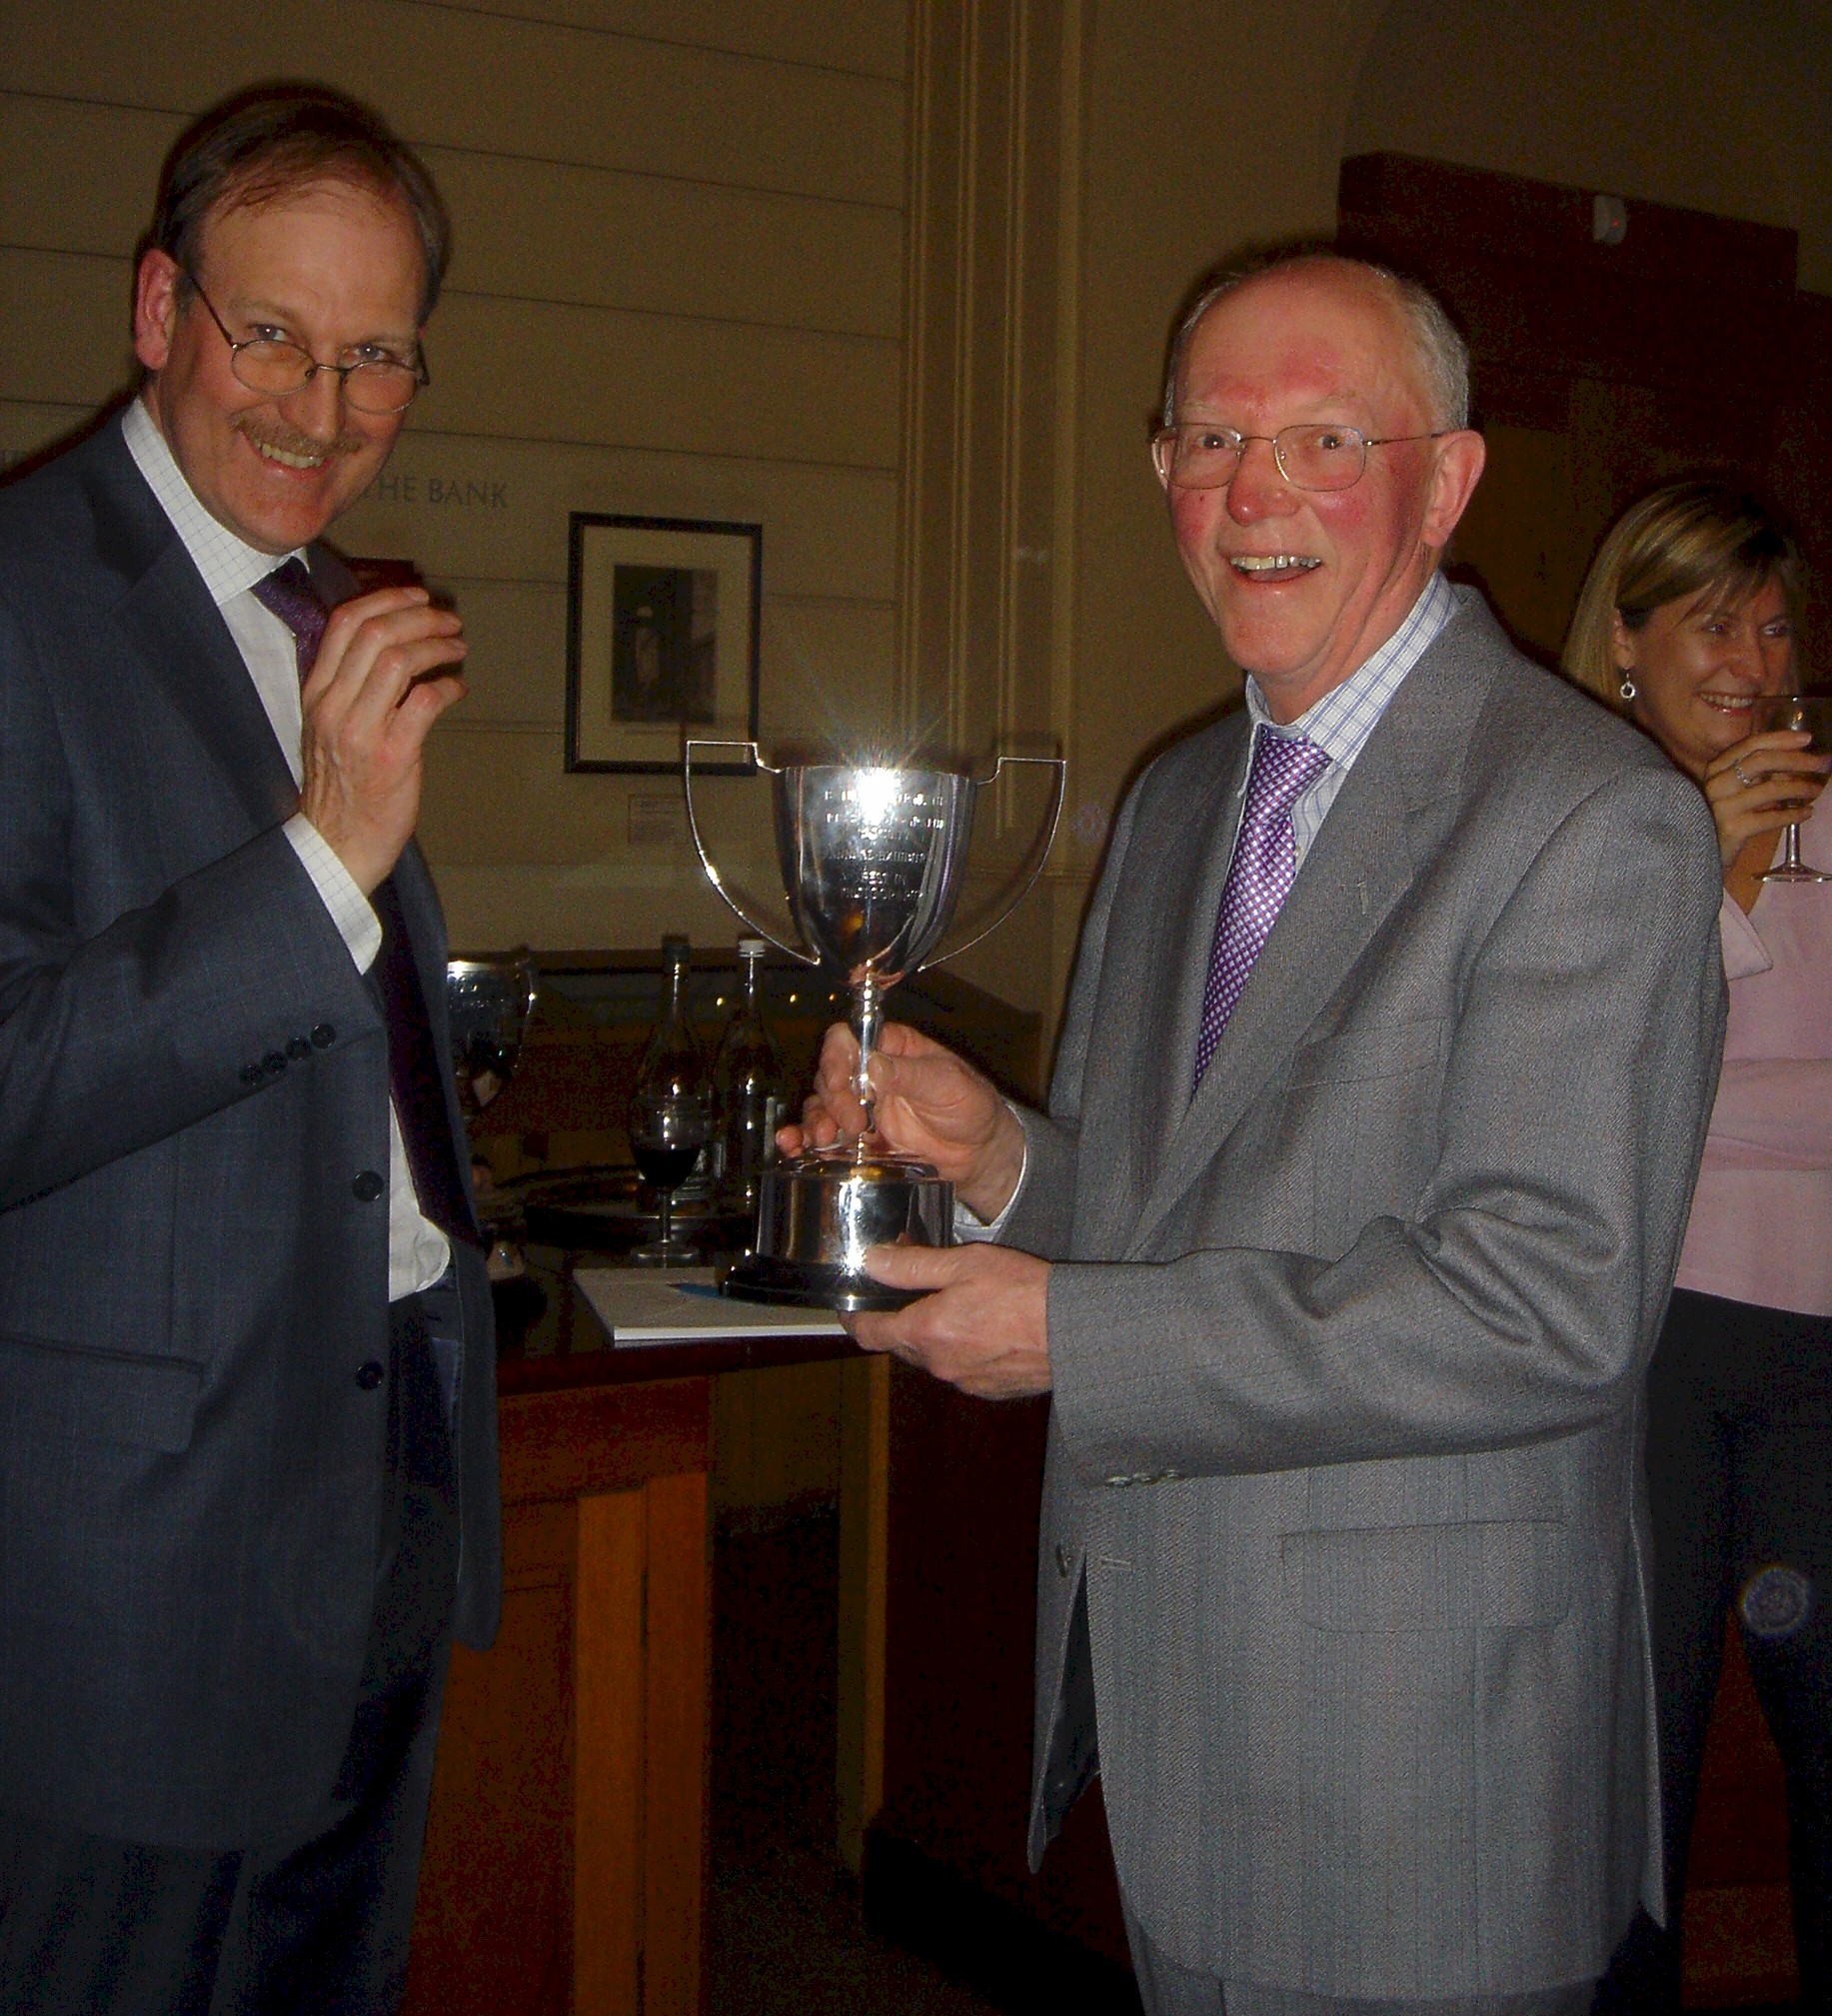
[1160,251,1471,433]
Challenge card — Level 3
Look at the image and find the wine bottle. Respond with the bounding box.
[713,938,786,1214]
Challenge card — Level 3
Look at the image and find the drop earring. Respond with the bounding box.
[1617,673,1637,703]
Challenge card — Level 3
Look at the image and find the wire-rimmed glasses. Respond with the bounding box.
[181,270,429,414]
[1150,422,1450,493]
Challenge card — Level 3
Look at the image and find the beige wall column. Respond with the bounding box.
[895,0,1083,1022]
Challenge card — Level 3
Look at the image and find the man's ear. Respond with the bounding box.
[1419,429,1487,553]
[133,250,183,374]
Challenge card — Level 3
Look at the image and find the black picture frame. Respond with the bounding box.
[565,512,763,774]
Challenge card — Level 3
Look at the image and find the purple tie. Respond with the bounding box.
[1193,730,1331,1089]
[250,561,481,1247]
[252,558,330,682]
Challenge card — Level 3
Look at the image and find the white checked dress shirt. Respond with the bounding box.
[1238,567,1455,862]
[122,399,451,1298]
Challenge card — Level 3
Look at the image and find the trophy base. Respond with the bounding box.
[719,1150,954,1313]
[721,1253,927,1313]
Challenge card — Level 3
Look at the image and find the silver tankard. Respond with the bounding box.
[685,745,1062,1310]
[445,948,540,1284]
[445,949,539,1119]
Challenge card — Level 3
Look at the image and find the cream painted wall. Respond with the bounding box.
[1043,1,1370,1021]
[0,0,908,958]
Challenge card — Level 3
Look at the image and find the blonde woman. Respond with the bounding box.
[1565,480,1831,2009]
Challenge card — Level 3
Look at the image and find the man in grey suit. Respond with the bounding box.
[795,254,1726,2010]
[0,88,497,2012]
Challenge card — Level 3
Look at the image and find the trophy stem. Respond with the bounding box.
[852,968,886,1155]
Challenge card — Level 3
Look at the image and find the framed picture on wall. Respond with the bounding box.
[565,512,763,773]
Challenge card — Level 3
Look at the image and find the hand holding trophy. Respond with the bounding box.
[685,743,1063,1309]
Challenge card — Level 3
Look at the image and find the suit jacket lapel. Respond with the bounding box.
[1122,717,1253,1190]
[1123,625,1480,1258]
[90,430,301,834]
[1165,719,1253,1096]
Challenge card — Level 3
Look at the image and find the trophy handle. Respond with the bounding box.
[512,947,540,1041]
[929,754,1066,967]
[683,740,821,967]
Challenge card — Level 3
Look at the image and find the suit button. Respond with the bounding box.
[1054,1542,1072,1578]
[311,1022,336,1048]
[286,1035,312,1060]
[352,1169,385,1202]
[240,1062,262,1085]
[263,1050,287,1077]
[355,1360,385,1390]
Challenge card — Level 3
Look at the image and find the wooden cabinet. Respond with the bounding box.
[405,1376,711,2016]
[403,1314,861,2016]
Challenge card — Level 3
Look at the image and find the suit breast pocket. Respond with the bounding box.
[1287,1010,1448,1089]
[1286,1016,1447,1255]
[1279,1517,1571,1631]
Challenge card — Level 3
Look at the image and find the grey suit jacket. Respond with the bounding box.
[0,419,500,1849]
[1006,590,1724,1996]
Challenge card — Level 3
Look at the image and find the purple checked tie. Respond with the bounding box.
[251,558,329,683]
[1193,730,1331,1089]
[252,562,481,1246]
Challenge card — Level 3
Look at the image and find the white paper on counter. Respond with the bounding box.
[573,1265,848,1346]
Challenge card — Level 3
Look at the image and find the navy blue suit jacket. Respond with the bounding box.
[0,418,501,1849]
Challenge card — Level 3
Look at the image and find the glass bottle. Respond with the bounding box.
[713,938,786,1216]
[628,935,711,1265]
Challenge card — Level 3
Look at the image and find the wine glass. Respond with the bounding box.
[629,937,712,1266]
[629,1079,712,1267]
[1752,694,1832,886]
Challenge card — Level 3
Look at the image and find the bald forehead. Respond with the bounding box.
[1180,262,1434,425]
[204,168,405,236]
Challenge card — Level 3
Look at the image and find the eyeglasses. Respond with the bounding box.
[1150,422,1449,493]
[181,271,430,415]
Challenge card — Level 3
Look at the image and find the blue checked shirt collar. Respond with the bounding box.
[1239,568,1455,863]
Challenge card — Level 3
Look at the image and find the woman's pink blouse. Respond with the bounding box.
[1673,813,1832,1316]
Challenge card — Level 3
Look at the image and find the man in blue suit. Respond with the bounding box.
[0,86,498,2013]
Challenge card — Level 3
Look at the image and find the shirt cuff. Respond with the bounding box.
[284,814,382,973]
[1718,889,1775,983]
[951,1108,1029,1242]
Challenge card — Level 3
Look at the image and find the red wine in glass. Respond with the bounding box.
[633,1141,703,1193]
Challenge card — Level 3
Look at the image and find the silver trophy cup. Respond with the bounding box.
[685,745,1063,1310]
